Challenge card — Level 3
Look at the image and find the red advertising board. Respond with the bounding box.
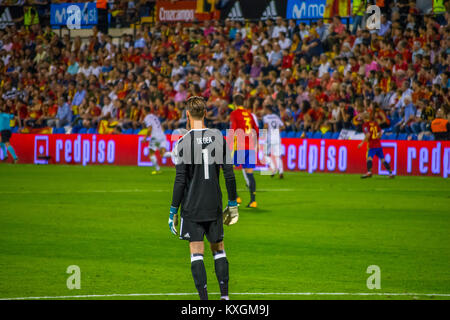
[2,134,450,178]
[279,138,450,177]
[2,133,179,167]
[156,0,218,22]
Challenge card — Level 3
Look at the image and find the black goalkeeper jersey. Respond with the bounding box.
[171,128,237,222]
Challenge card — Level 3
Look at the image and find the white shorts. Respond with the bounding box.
[267,140,281,157]
[148,135,168,151]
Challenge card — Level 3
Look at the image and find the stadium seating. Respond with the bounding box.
[13,126,429,141]
[286,131,296,138]
[322,131,333,139]
[389,133,398,140]
[382,133,397,140]
[312,131,322,139]
[332,132,340,140]
[54,127,65,134]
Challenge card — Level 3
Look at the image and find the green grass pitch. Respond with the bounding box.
[0,164,449,300]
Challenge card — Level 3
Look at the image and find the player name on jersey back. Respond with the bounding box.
[196,136,213,145]
[173,129,233,165]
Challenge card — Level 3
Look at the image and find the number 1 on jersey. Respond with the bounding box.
[202,149,209,180]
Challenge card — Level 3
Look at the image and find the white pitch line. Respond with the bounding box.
[231,292,450,296]
[0,190,159,194]
[0,189,297,194]
[0,293,199,300]
[237,188,295,192]
[1,292,450,300]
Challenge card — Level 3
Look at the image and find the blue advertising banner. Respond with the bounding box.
[286,0,327,20]
[50,2,97,28]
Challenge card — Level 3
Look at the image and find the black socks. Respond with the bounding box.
[213,250,229,298]
[191,254,208,300]
[367,159,373,172]
[247,173,256,202]
[383,161,391,173]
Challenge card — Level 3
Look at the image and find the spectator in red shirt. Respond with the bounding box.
[163,101,180,130]
[25,99,43,128]
[281,49,293,69]
[304,99,325,132]
[314,85,329,104]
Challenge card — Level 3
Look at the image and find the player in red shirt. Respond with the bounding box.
[358,110,394,179]
[228,94,259,208]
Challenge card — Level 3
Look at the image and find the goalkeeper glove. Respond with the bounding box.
[168,206,178,236]
[223,200,239,226]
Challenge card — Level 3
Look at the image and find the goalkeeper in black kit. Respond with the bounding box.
[168,96,238,300]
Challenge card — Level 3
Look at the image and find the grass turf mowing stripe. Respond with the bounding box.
[1,165,448,300]
[0,188,295,194]
[2,292,450,300]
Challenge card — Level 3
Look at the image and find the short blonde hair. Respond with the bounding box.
[186,96,206,119]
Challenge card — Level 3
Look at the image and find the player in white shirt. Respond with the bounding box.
[142,107,171,174]
[262,105,285,178]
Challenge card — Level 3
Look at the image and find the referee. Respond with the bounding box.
[168,96,238,300]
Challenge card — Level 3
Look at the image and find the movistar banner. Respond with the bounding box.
[50,2,97,28]
[286,0,327,20]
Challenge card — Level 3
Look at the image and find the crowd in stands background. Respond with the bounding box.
[0,0,449,140]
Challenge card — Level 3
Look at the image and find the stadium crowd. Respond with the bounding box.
[0,1,449,140]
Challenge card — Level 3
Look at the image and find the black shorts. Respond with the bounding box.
[179,216,224,243]
[1,130,11,143]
